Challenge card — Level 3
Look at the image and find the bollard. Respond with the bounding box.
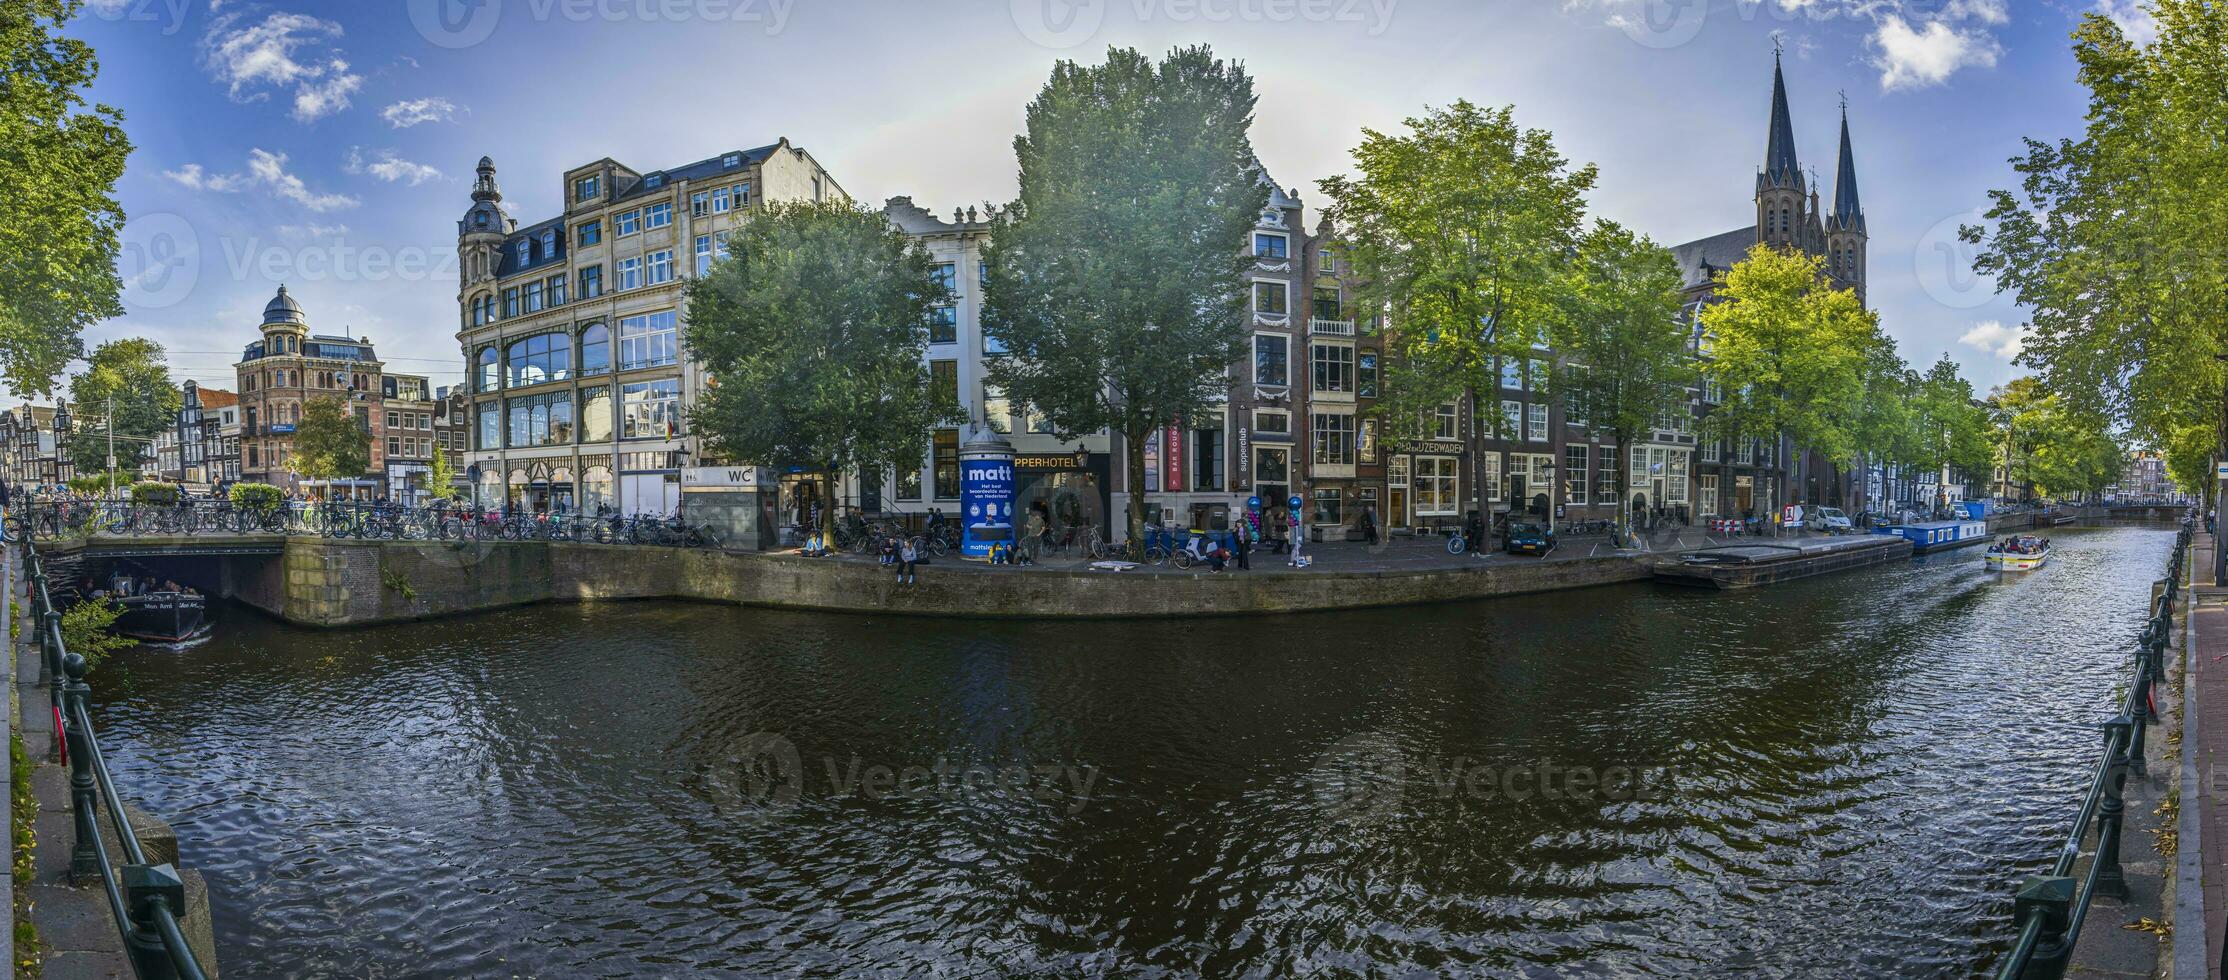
[2094,714,2134,901]
[61,653,101,882]
[120,864,186,980]
[2014,875,2078,980]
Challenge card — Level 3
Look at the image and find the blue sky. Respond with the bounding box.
[72,0,2147,401]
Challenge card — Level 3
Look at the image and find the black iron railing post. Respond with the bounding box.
[2013,875,2076,980]
[120,863,186,980]
[2093,715,2133,901]
[61,653,101,883]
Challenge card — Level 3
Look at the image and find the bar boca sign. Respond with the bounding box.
[959,457,1014,561]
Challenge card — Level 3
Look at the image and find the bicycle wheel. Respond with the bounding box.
[1172,551,1195,570]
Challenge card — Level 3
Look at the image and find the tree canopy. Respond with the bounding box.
[684,199,953,515]
[1964,1,2228,468]
[982,45,1268,540]
[0,0,132,396]
[63,337,178,477]
[1901,354,1994,509]
[1319,100,1595,462]
[1545,220,1692,526]
[291,395,369,489]
[1696,244,1885,509]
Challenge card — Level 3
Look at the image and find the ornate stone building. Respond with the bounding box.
[453,142,845,515]
[234,285,390,496]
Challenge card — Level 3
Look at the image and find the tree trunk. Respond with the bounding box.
[1127,425,1148,548]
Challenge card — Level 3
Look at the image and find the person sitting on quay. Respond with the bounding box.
[896,537,919,586]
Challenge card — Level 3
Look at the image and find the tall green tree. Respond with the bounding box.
[685,200,953,532]
[1962,3,2228,516]
[425,443,459,501]
[1849,337,1916,512]
[1318,100,1595,512]
[291,395,369,495]
[63,337,178,477]
[0,0,132,397]
[1545,220,1691,531]
[982,45,1268,542]
[1903,354,1994,512]
[1695,244,1883,516]
[1985,376,2054,501]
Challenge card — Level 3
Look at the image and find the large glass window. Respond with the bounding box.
[476,401,500,451]
[616,209,641,236]
[577,221,601,247]
[1565,445,1590,502]
[933,429,960,499]
[580,385,612,442]
[930,360,959,411]
[1415,456,1458,516]
[1253,281,1287,317]
[1190,417,1224,492]
[580,324,611,376]
[645,201,672,229]
[1253,233,1287,259]
[617,257,641,291]
[578,265,603,299]
[1527,403,1548,442]
[1312,286,1341,321]
[506,332,572,388]
[930,306,958,345]
[1254,335,1288,386]
[1358,350,1378,398]
[620,379,680,439]
[982,385,1011,433]
[645,250,674,286]
[506,391,574,447]
[1595,445,1620,504]
[618,311,678,370]
[1311,343,1354,393]
[475,347,500,392]
[1312,412,1355,466]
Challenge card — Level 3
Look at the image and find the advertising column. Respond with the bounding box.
[960,430,1016,562]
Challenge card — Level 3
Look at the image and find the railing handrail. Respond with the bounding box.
[21,536,211,980]
[9,498,724,550]
[1993,516,2190,979]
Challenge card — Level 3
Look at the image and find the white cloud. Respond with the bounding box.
[1944,0,2009,25]
[1871,13,2001,90]
[1959,320,2030,360]
[381,97,461,129]
[2096,0,2159,45]
[199,12,362,122]
[162,163,248,192]
[344,147,445,186]
[245,149,360,211]
[275,223,350,240]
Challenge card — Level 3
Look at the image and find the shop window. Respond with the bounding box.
[1415,456,1458,516]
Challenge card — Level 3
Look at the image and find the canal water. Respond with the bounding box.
[90,526,2170,977]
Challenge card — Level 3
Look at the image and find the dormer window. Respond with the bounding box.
[645,174,663,189]
[515,239,530,266]
[723,153,741,167]
[539,228,556,256]
[575,175,600,202]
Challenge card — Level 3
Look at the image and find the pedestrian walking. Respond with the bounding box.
[1233,527,1251,571]
[897,537,919,585]
[1360,505,1378,546]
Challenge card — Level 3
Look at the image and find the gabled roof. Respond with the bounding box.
[1672,227,1759,289]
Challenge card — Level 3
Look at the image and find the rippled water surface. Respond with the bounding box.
[90,526,2172,977]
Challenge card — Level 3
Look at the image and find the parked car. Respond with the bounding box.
[1813,507,1854,534]
[1503,520,1557,556]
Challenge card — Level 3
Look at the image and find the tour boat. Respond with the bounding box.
[1984,534,2050,572]
[111,591,209,643]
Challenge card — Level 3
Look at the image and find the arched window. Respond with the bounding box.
[579,323,611,376]
[506,332,572,387]
[476,346,500,392]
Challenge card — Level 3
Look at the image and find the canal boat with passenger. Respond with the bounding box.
[1984,533,2050,571]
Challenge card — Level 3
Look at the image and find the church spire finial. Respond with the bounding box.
[1763,49,1802,188]
[1832,107,1864,231]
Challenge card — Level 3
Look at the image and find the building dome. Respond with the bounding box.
[262,284,307,328]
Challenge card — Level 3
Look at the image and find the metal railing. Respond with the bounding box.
[11,499,723,549]
[21,538,211,979]
[1994,517,2192,979]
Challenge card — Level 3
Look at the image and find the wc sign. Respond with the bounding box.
[960,458,1015,560]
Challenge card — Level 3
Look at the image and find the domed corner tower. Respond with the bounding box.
[261,283,309,355]
[1753,52,1809,254]
[458,155,514,294]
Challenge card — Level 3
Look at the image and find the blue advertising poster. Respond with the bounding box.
[960,453,1014,561]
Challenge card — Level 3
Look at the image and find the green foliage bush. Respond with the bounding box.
[128,481,178,506]
[229,482,283,514]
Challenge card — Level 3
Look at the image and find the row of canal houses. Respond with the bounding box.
[454,58,1873,548]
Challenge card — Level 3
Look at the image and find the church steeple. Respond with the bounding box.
[1761,52,1802,190]
[1830,108,1864,233]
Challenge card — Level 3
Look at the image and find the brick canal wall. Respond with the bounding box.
[235,538,1655,626]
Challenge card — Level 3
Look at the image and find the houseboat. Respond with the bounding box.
[1871,520,1991,555]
